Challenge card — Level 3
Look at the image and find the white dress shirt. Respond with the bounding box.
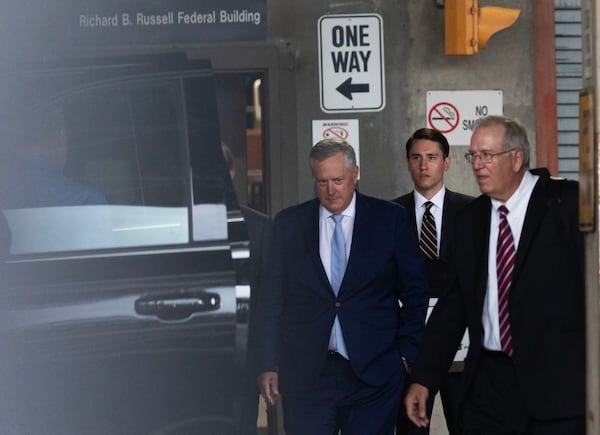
[414,187,446,256]
[482,171,539,351]
[319,192,356,358]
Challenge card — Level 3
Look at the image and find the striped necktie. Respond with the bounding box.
[497,205,515,357]
[419,201,438,260]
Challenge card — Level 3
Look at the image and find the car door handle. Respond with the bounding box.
[135,292,220,320]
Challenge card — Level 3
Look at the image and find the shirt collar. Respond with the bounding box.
[491,170,538,212]
[414,186,446,210]
[320,191,357,219]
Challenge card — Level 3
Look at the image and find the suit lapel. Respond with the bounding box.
[512,176,547,287]
[472,198,492,311]
[303,199,332,293]
[440,191,456,259]
[338,192,370,295]
[406,194,417,234]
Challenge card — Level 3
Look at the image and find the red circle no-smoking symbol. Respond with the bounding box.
[428,102,459,133]
[322,126,349,141]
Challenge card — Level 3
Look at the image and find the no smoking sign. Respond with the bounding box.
[428,102,459,134]
[426,91,503,145]
[323,126,349,141]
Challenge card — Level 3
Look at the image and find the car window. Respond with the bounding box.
[0,75,229,255]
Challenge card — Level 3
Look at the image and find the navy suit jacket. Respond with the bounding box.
[254,192,429,395]
[393,189,473,298]
[409,171,585,420]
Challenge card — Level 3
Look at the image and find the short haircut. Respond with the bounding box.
[472,116,530,169]
[405,128,450,159]
[310,139,357,170]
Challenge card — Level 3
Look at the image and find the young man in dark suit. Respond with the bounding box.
[405,116,585,435]
[394,128,472,435]
[254,139,429,435]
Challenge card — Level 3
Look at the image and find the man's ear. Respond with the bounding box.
[511,148,524,172]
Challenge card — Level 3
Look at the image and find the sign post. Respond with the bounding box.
[318,14,385,113]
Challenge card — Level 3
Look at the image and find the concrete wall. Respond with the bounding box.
[0,0,536,210]
[267,0,535,210]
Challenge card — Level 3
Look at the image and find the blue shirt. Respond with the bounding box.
[0,156,107,209]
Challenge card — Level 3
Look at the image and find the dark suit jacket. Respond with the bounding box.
[393,189,473,298]
[242,205,273,372]
[409,170,585,420]
[239,206,272,435]
[254,192,429,395]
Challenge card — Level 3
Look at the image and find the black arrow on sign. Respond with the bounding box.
[336,77,370,100]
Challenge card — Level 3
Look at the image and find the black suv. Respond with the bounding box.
[0,54,249,434]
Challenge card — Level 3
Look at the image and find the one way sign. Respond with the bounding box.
[318,14,385,113]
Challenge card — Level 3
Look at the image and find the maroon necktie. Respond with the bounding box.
[497,205,514,357]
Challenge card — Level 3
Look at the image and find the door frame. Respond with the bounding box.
[187,44,297,215]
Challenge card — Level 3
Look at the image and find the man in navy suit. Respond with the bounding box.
[405,116,585,435]
[394,128,472,435]
[254,139,429,435]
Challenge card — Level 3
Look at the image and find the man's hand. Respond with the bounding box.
[257,371,280,406]
[404,383,430,428]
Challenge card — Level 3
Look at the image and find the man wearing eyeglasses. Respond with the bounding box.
[405,115,585,435]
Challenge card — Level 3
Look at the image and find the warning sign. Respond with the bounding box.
[426,91,503,145]
[312,119,360,169]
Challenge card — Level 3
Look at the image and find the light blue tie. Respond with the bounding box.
[330,214,346,294]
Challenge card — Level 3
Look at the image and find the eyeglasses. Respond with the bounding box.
[464,148,516,164]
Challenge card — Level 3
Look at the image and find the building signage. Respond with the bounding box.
[318,14,385,113]
[74,0,266,45]
[312,119,361,170]
[426,90,503,145]
[0,0,266,53]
